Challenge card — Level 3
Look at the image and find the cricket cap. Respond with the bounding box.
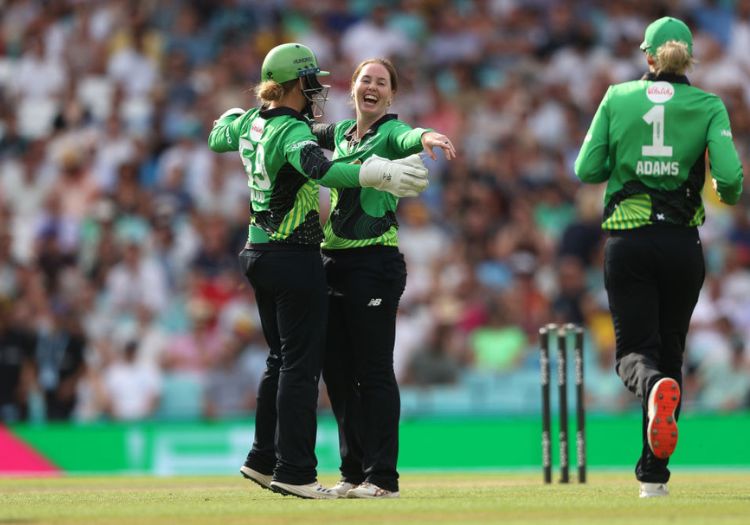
[640,17,693,57]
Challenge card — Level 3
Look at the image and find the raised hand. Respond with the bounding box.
[421,131,456,161]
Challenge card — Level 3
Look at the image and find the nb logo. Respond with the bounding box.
[367,298,382,307]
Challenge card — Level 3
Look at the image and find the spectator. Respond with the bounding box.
[202,333,260,420]
[162,299,225,373]
[340,4,413,64]
[696,317,750,411]
[104,233,169,314]
[0,299,36,422]
[404,323,460,386]
[102,340,162,421]
[33,304,86,421]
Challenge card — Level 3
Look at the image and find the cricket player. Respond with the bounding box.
[575,17,743,498]
[313,58,456,499]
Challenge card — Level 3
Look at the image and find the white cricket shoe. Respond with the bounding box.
[270,480,340,499]
[240,465,273,491]
[639,482,669,498]
[646,378,680,459]
[346,482,400,499]
[330,480,357,497]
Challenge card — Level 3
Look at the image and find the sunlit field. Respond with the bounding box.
[2,471,749,525]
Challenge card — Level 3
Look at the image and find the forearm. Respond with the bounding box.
[392,127,430,155]
[712,167,743,204]
[709,147,744,205]
[575,148,610,183]
[208,123,239,152]
[299,143,361,188]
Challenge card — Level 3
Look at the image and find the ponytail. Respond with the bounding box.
[254,79,298,103]
[653,40,695,75]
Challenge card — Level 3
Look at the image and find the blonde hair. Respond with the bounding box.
[653,40,695,75]
[254,79,298,103]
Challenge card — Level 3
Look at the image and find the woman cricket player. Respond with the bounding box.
[575,17,743,498]
[313,58,456,498]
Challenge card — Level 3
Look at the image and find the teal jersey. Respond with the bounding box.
[208,107,361,244]
[575,73,743,230]
[312,114,427,249]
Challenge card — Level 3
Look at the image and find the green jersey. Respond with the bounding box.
[575,73,743,230]
[312,114,427,249]
[208,107,362,244]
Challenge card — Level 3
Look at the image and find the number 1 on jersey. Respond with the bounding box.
[642,105,673,157]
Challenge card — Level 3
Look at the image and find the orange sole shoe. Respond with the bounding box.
[646,378,680,459]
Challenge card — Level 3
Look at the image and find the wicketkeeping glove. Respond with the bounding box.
[359,154,429,198]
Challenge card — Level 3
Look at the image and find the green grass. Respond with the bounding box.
[1,472,749,524]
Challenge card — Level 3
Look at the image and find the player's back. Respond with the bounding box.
[605,77,719,192]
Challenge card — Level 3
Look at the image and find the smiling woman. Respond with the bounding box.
[349,59,455,161]
[310,57,456,499]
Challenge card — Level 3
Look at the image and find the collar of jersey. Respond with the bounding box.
[641,72,690,85]
[343,113,398,141]
[259,106,310,122]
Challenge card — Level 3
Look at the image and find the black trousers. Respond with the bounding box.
[239,247,328,485]
[604,225,704,483]
[321,247,406,492]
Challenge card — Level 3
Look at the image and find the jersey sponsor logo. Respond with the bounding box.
[721,129,732,138]
[636,160,679,176]
[293,56,313,64]
[250,118,266,142]
[288,140,317,151]
[646,82,674,103]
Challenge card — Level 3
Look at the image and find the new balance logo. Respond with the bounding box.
[367,298,382,307]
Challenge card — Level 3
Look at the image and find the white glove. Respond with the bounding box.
[214,107,245,125]
[359,154,429,198]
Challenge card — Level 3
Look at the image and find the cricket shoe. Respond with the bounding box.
[346,482,400,499]
[646,378,680,459]
[240,465,273,491]
[330,480,357,497]
[639,482,669,498]
[270,480,340,499]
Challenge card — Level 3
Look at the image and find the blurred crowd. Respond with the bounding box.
[1,0,749,424]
